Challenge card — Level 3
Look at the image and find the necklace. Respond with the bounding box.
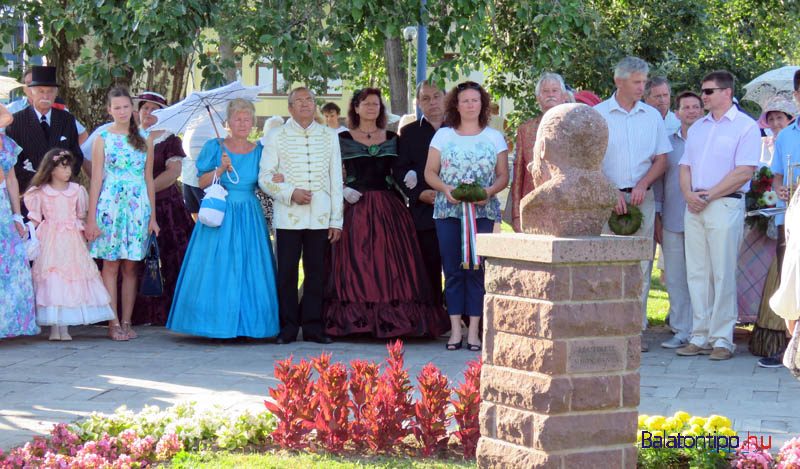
[358,127,379,139]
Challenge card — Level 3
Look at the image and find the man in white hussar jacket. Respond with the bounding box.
[259,87,343,344]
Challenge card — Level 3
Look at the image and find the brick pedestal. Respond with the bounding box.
[475,233,650,469]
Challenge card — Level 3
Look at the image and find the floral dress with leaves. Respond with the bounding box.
[89,130,151,261]
[0,134,38,338]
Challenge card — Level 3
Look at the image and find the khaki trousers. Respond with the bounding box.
[684,197,745,352]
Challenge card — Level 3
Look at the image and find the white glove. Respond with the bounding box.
[343,187,362,204]
[403,170,418,189]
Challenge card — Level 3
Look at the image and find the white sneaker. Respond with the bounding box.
[661,336,688,349]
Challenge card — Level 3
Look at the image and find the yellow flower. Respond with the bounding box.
[638,415,649,428]
[718,427,737,437]
[664,417,683,432]
[645,415,666,431]
[684,424,704,436]
[688,416,706,427]
[707,415,732,429]
[673,411,691,423]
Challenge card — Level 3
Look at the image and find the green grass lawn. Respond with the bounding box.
[167,451,474,469]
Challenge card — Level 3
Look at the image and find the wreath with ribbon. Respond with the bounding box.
[452,179,488,269]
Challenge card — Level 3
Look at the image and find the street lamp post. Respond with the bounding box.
[402,26,417,114]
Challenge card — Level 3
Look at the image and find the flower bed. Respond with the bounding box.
[0,402,276,468]
[0,340,481,467]
[265,340,481,459]
[638,412,800,468]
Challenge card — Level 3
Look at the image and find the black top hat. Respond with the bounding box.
[29,66,59,87]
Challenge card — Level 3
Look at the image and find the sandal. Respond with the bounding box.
[467,342,482,352]
[446,340,463,351]
[122,322,138,340]
[108,324,129,341]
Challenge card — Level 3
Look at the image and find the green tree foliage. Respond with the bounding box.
[1,1,217,127]
[438,0,800,128]
[209,0,423,111]
[2,0,798,129]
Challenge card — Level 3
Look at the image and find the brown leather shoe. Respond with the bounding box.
[709,347,733,361]
[675,344,712,356]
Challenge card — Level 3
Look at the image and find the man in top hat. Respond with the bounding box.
[6,65,83,200]
[4,68,89,144]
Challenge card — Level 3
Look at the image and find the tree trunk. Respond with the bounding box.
[47,30,108,131]
[383,36,407,116]
[169,55,189,104]
[219,36,238,84]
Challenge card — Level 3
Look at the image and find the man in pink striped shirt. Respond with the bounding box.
[677,70,761,361]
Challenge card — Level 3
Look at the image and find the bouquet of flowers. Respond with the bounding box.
[451,178,487,202]
[745,166,778,234]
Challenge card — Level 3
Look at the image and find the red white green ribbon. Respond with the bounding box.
[461,202,481,270]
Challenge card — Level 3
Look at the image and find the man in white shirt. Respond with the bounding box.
[645,76,681,135]
[259,87,343,345]
[595,56,672,352]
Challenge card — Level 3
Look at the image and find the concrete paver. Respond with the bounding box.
[1,325,799,451]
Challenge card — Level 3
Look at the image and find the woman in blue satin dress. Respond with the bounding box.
[167,99,279,338]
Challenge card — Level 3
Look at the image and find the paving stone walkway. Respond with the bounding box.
[1,325,799,450]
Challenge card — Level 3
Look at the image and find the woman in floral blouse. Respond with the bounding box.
[424,81,509,352]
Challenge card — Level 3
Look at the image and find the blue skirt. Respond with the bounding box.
[167,192,279,338]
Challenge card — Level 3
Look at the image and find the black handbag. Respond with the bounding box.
[139,233,164,297]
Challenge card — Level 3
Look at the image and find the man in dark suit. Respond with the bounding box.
[396,81,445,306]
[5,66,83,199]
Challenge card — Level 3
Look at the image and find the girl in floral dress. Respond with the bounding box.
[24,149,115,340]
[85,87,159,341]
[0,125,39,339]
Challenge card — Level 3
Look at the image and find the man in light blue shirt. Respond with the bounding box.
[654,91,704,349]
[645,76,681,135]
[763,69,800,368]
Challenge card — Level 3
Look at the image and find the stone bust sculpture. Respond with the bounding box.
[519,103,616,236]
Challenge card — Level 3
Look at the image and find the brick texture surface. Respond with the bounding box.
[484,260,570,301]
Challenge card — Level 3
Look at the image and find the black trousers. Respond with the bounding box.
[417,228,443,307]
[276,229,328,340]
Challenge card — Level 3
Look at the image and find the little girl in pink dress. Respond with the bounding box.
[23,149,115,340]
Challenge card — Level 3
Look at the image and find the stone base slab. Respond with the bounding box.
[476,232,651,264]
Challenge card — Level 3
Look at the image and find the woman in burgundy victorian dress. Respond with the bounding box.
[130,92,194,326]
[324,88,448,339]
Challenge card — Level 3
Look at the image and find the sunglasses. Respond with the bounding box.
[457,81,481,91]
[700,87,727,95]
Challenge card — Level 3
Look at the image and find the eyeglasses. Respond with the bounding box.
[701,87,727,95]
[457,81,481,91]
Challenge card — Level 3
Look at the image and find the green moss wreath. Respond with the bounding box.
[608,205,643,235]
[452,181,488,202]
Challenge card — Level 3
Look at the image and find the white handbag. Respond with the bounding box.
[25,221,40,261]
[198,165,239,228]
